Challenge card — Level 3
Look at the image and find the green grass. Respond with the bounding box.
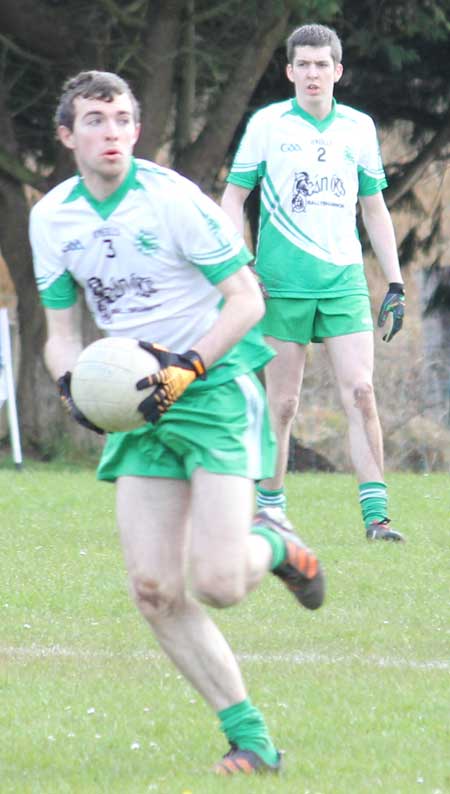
[0,460,448,793]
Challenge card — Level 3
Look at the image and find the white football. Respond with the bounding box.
[71,337,160,432]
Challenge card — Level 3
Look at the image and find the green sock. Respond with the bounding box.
[251,522,286,570]
[359,481,388,527]
[256,485,286,511]
[218,698,279,766]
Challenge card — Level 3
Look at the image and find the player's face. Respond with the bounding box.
[286,45,343,118]
[58,93,141,197]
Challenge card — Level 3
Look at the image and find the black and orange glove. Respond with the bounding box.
[377,283,405,342]
[136,342,207,423]
[57,371,104,435]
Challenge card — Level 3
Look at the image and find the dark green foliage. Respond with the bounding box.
[2,0,449,186]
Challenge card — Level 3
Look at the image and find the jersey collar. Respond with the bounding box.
[290,97,337,132]
[64,158,144,219]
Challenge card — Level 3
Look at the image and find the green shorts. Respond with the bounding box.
[261,294,373,344]
[97,372,276,482]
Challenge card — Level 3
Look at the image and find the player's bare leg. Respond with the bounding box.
[117,471,319,707]
[325,332,404,540]
[117,474,248,710]
[117,472,322,772]
[117,474,282,772]
[257,338,307,516]
[190,469,271,601]
[190,468,324,610]
[326,331,382,479]
[190,467,322,771]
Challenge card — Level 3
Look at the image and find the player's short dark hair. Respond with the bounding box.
[54,70,141,131]
[286,24,342,65]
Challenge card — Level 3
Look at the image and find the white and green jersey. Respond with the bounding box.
[30,158,273,383]
[227,98,387,298]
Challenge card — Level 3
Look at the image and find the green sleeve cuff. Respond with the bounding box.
[226,174,257,190]
[358,170,388,197]
[39,271,78,308]
[199,246,253,285]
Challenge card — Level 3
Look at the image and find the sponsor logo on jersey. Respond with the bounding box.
[87,274,158,322]
[93,226,121,238]
[62,239,85,253]
[281,143,302,152]
[292,171,346,213]
[134,229,160,255]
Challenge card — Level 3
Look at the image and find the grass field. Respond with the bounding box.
[0,459,448,794]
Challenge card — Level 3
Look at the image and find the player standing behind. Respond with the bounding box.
[29,70,325,775]
[222,24,405,542]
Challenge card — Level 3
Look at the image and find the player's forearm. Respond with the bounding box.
[361,203,403,284]
[194,280,264,369]
[44,334,82,382]
[367,223,403,284]
[43,306,83,382]
[221,184,249,238]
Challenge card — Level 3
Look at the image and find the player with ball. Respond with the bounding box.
[30,70,325,775]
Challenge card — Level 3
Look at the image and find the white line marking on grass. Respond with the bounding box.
[1,645,449,670]
[240,652,450,670]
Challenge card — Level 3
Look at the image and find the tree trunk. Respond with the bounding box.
[0,83,97,453]
[173,0,196,157]
[0,77,56,450]
[134,0,185,159]
[175,6,290,190]
[0,172,58,448]
[421,265,450,426]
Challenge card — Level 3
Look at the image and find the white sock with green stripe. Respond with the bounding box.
[256,486,286,512]
[359,481,388,528]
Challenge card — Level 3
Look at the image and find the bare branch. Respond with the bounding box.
[95,0,147,29]
[0,33,50,66]
[194,0,240,23]
[176,3,290,189]
[385,111,450,208]
[0,0,79,59]
[0,146,48,192]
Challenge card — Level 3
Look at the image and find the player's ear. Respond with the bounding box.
[57,125,75,150]
[133,123,142,145]
[286,63,294,84]
[334,63,344,84]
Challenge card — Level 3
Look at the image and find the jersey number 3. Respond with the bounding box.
[103,239,116,258]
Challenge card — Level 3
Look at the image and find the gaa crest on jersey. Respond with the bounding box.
[134,229,159,255]
[343,146,356,164]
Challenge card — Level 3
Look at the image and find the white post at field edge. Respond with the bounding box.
[0,307,23,469]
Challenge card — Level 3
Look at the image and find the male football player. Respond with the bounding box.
[30,70,325,775]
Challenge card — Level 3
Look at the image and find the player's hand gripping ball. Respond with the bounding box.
[69,337,160,432]
[377,282,405,342]
[57,371,104,435]
[136,341,207,423]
